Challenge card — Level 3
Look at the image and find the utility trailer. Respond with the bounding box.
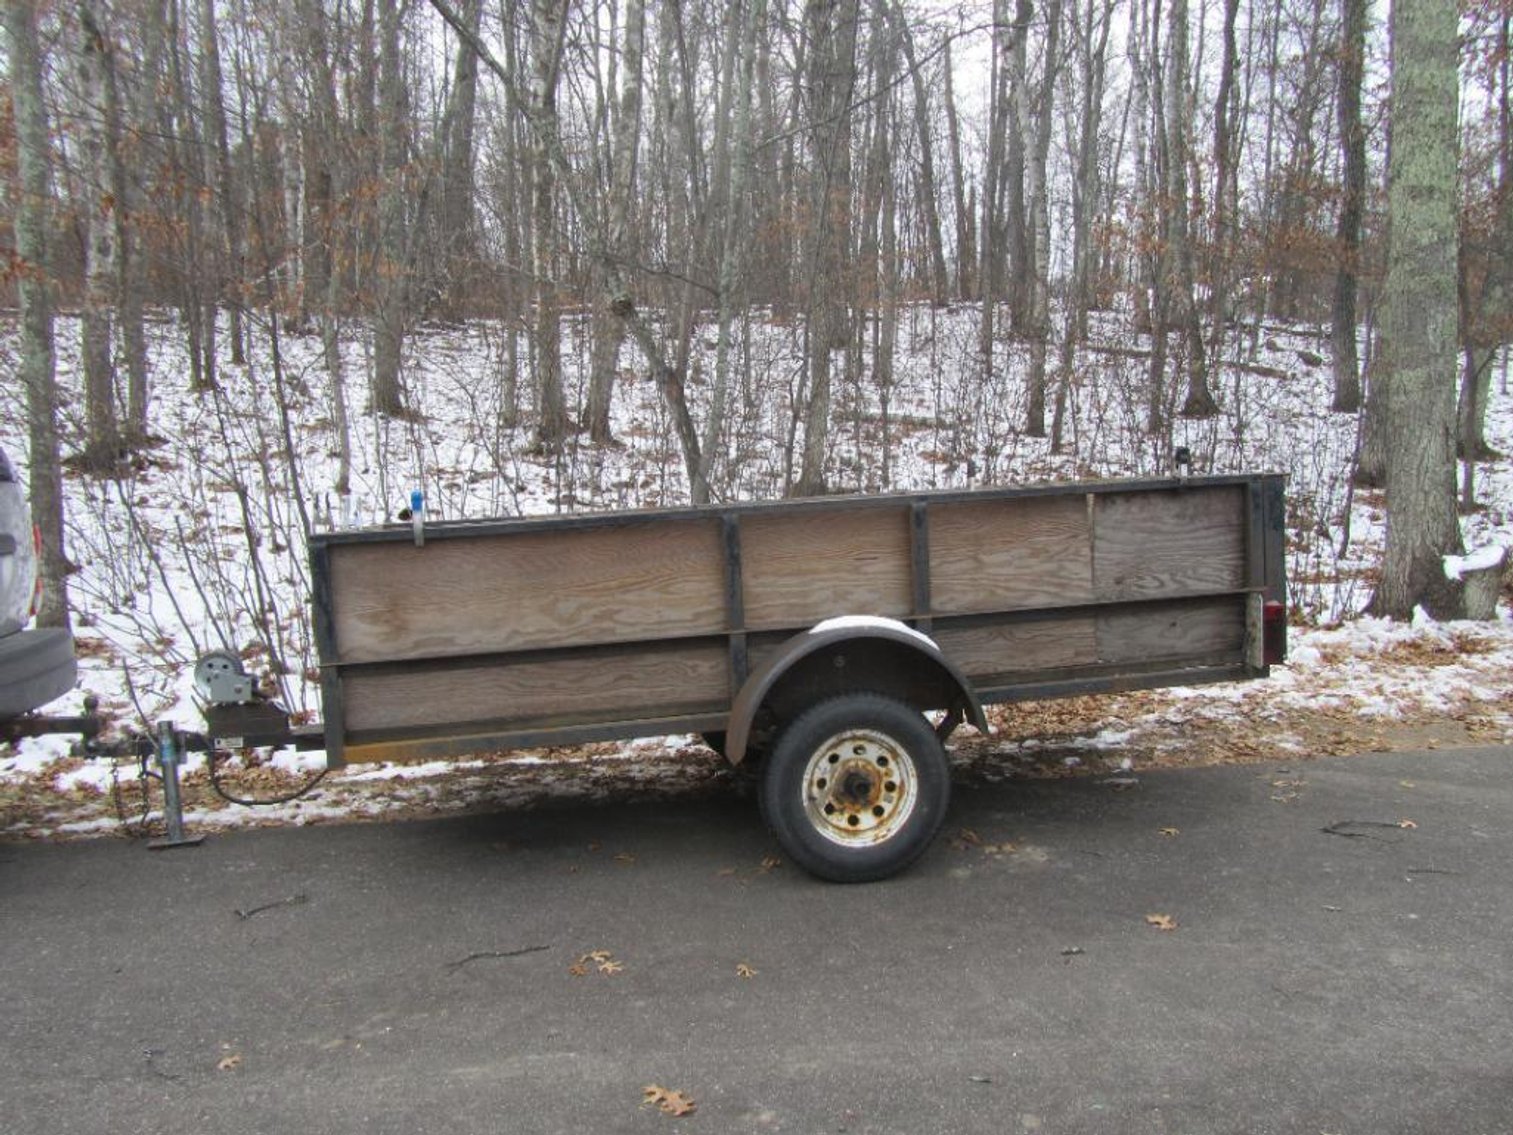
[199,473,1288,881]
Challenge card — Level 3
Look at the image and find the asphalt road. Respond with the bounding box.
[4,745,1512,1135]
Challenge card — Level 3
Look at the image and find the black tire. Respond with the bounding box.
[0,627,77,722]
[700,731,728,757]
[760,693,950,883]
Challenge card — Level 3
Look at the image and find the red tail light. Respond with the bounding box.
[1263,599,1287,665]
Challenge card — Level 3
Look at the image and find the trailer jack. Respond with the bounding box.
[146,720,204,850]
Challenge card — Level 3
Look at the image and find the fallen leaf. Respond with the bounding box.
[613,852,637,866]
[736,962,757,979]
[1158,827,1180,837]
[1398,819,1417,829]
[1399,781,1417,789]
[216,1053,242,1072]
[758,856,782,873]
[572,949,621,976]
[643,1084,696,1117]
[716,867,738,877]
[981,841,1017,855]
[956,827,982,846]
[1145,913,1178,932]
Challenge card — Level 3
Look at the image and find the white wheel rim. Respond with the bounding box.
[801,728,919,848]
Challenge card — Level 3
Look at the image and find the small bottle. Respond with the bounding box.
[411,489,425,547]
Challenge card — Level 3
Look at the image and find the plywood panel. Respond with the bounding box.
[935,618,1098,683]
[930,495,1093,614]
[1095,599,1245,666]
[1093,488,1245,601]
[741,507,913,630]
[342,643,730,734]
[328,518,727,664]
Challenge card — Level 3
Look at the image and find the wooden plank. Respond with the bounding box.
[327,518,727,664]
[1093,487,1245,601]
[341,642,730,735]
[930,495,1093,614]
[934,618,1098,684]
[1095,599,1245,666]
[740,507,913,630]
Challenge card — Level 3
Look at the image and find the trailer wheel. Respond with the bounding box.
[761,693,950,883]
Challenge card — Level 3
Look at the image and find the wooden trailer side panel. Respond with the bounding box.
[929,494,1094,614]
[1091,487,1247,600]
[326,517,727,664]
[340,641,730,736]
[740,508,914,630]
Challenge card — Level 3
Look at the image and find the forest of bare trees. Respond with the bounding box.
[3,0,1511,625]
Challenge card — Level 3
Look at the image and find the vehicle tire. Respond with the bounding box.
[0,627,77,722]
[760,693,950,883]
[700,731,728,757]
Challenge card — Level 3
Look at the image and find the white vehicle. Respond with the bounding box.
[0,447,76,722]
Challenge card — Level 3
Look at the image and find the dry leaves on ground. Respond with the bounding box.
[643,1084,696,1117]
[1145,914,1178,932]
[569,949,623,976]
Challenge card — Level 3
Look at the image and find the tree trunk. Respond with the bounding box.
[371,0,409,418]
[1052,0,1115,453]
[588,0,646,445]
[440,0,481,309]
[894,3,948,305]
[198,0,244,366]
[121,0,164,441]
[1166,0,1216,419]
[1371,0,1463,620]
[5,0,70,629]
[704,0,766,497]
[1025,0,1062,438]
[795,0,859,497]
[942,40,973,300]
[1004,0,1032,335]
[530,0,570,450]
[1331,0,1368,413]
[1205,0,1240,392]
[77,2,123,472]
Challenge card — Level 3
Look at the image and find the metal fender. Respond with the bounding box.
[725,615,989,765]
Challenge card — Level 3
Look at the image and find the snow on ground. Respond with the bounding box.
[1,306,1511,841]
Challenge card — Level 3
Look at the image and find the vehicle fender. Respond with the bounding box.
[725,616,988,765]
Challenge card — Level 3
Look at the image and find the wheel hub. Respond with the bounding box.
[802,729,919,847]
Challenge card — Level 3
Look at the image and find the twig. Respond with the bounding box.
[234,893,309,920]
[445,945,552,972]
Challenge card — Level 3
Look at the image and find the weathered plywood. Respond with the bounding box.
[1093,487,1245,601]
[1095,599,1245,666]
[740,507,913,630]
[328,518,726,664]
[934,617,1098,683]
[341,642,730,737]
[930,495,1093,614]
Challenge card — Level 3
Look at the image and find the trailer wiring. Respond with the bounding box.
[206,746,329,807]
